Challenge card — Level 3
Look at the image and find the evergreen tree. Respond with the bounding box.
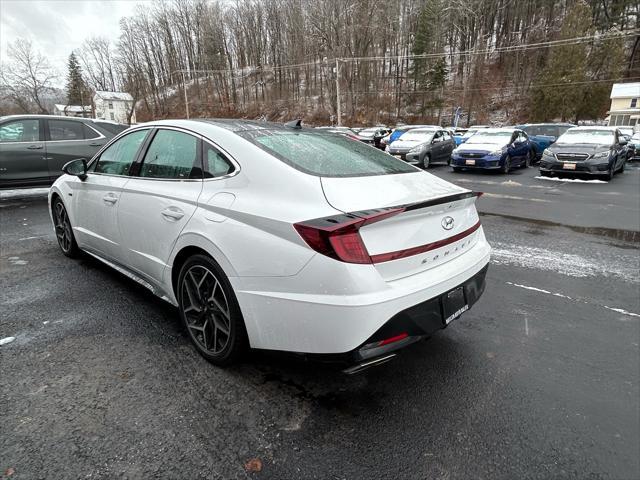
[530,1,592,121]
[66,52,87,107]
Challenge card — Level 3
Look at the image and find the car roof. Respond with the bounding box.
[0,114,96,122]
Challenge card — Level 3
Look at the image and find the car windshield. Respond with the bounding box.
[399,130,434,142]
[631,133,640,141]
[465,131,513,144]
[556,129,615,145]
[239,130,417,177]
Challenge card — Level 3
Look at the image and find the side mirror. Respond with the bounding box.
[63,158,88,180]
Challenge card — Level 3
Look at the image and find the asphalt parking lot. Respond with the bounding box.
[1,165,639,479]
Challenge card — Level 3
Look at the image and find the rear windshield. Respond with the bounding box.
[239,130,417,177]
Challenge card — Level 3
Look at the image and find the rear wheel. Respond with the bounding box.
[523,150,533,168]
[53,197,79,258]
[177,254,247,365]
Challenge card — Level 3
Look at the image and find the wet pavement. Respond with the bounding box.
[1,164,639,479]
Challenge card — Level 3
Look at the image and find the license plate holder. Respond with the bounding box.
[563,162,576,170]
[442,287,468,325]
[465,159,476,165]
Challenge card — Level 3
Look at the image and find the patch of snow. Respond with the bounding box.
[534,176,607,184]
[603,306,640,319]
[0,187,50,199]
[0,336,16,346]
[492,243,638,283]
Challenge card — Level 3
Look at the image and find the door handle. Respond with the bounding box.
[161,207,184,221]
[89,142,103,147]
[102,194,118,204]
[27,145,43,150]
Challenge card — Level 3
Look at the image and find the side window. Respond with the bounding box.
[94,129,148,176]
[442,131,452,141]
[204,143,235,178]
[0,119,40,143]
[139,129,199,179]
[48,120,85,141]
[519,132,528,142]
[83,124,101,140]
[433,131,443,142]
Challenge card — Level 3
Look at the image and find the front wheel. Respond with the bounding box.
[423,154,431,169]
[53,197,80,258]
[452,166,462,172]
[177,254,247,366]
[501,156,511,174]
[523,150,533,168]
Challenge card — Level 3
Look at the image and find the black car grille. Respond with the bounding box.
[556,153,589,161]
[460,152,484,159]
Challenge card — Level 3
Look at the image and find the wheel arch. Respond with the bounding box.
[168,233,238,298]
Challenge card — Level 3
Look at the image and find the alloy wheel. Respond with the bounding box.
[180,265,232,355]
[54,201,73,253]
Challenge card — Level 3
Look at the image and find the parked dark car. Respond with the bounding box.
[539,126,628,180]
[517,123,574,160]
[0,115,119,188]
[389,128,456,168]
[628,132,640,161]
[450,127,533,173]
[356,126,392,149]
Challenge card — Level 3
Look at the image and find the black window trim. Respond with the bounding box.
[89,127,153,177]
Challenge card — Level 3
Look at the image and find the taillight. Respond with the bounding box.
[294,208,405,264]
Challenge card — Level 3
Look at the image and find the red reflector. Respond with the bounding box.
[378,332,408,347]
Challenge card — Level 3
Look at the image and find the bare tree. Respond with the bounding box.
[0,39,56,113]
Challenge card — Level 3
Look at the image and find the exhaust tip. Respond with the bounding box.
[342,353,396,375]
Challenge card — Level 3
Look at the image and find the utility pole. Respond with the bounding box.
[335,58,341,126]
[181,70,190,119]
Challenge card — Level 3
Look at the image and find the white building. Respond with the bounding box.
[53,104,92,117]
[93,91,136,125]
[607,82,639,128]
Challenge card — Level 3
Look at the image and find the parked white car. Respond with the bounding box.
[49,119,491,372]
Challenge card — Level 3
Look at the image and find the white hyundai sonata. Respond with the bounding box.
[49,119,490,371]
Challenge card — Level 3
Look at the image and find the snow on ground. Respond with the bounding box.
[534,176,607,184]
[0,188,50,200]
[0,337,16,346]
[491,242,638,283]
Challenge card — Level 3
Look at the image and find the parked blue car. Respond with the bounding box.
[517,123,574,160]
[450,127,534,173]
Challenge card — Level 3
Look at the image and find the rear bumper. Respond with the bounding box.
[233,231,491,356]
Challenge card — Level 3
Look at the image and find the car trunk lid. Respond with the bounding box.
[320,172,482,281]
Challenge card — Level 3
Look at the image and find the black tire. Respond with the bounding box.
[177,254,247,366]
[539,170,551,177]
[501,156,511,174]
[52,197,80,258]
[423,154,431,169]
[452,166,462,172]
[523,150,533,168]
[619,159,625,173]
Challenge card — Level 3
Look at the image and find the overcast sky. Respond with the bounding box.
[0,0,153,86]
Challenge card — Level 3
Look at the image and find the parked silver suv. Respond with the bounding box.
[0,115,128,188]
